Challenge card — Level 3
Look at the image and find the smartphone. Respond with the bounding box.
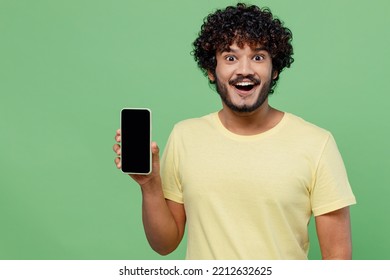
[120,108,152,175]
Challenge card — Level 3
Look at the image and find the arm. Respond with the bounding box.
[140,176,186,255]
[113,129,186,255]
[315,206,352,260]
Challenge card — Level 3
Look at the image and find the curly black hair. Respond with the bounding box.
[192,3,294,94]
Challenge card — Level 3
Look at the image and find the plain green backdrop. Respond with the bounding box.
[1,0,389,260]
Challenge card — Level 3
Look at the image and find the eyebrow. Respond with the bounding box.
[222,46,268,53]
[254,47,268,52]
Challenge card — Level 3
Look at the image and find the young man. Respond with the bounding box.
[113,3,356,259]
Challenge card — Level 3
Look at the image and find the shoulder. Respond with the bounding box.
[285,113,331,138]
[173,112,217,133]
[282,113,336,150]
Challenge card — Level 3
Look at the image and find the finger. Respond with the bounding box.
[115,129,121,142]
[114,157,121,169]
[151,142,160,165]
[113,144,121,155]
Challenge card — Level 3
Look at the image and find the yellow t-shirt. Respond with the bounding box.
[161,112,356,259]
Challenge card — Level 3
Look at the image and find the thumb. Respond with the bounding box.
[151,141,160,167]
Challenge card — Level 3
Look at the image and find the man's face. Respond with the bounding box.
[209,43,278,113]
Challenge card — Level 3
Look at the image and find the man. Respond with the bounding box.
[113,3,356,259]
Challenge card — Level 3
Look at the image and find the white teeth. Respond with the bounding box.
[235,82,254,86]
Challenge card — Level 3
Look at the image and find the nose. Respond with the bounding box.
[236,58,255,76]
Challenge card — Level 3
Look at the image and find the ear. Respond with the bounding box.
[207,70,215,82]
[272,70,279,80]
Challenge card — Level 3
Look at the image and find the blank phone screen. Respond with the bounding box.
[120,108,151,174]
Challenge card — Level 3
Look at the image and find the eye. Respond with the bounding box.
[253,54,265,61]
[225,55,236,62]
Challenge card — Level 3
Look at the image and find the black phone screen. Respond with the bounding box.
[120,108,151,174]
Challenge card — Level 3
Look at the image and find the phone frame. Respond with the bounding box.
[120,108,152,175]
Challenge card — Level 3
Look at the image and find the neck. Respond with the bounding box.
[218,101,284,136]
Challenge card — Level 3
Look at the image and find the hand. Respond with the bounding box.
[113,129,161,187]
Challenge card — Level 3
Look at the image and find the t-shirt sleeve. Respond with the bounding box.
[160,127,184,204]
[311,133,356,216]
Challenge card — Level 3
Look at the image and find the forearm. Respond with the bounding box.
[140,178,182,255]
[114,136,180,254]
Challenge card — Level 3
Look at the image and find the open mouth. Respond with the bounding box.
[234,81,255,92]
[229,76,261,93]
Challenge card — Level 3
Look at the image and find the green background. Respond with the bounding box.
[1,0,389,260]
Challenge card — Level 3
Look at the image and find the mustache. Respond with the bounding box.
[228,75,261,86]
